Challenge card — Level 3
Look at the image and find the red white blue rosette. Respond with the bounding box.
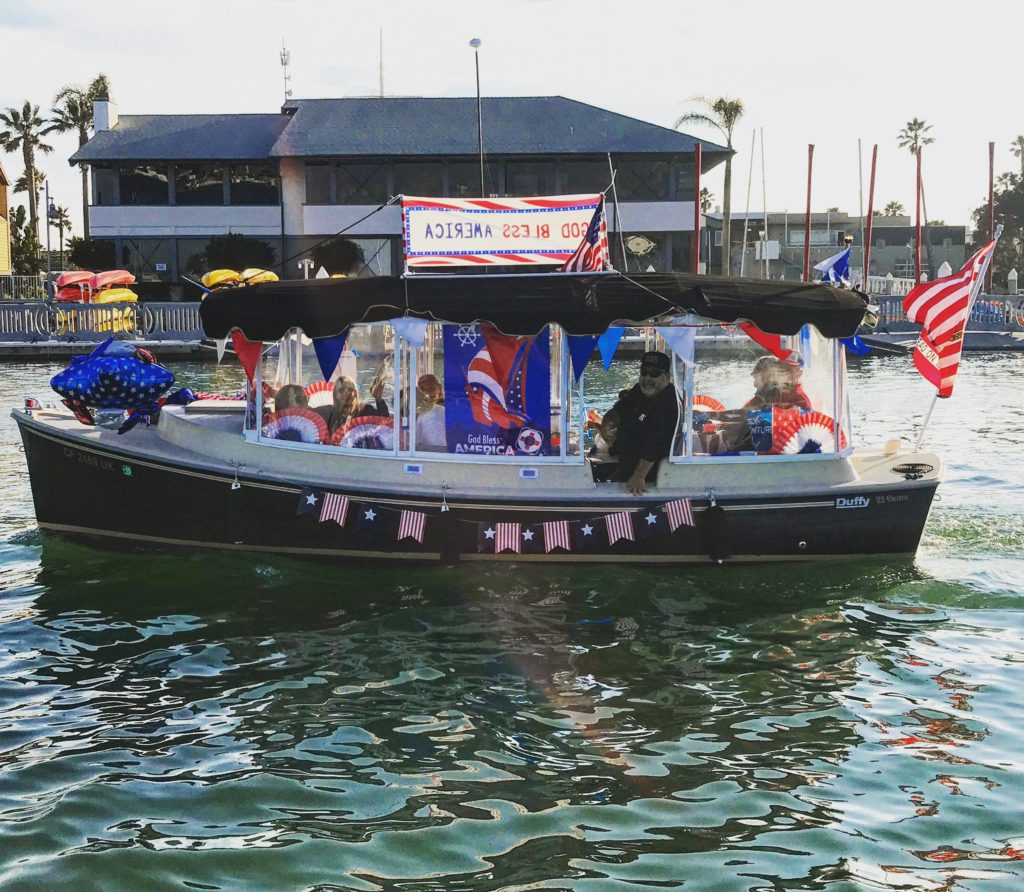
[262,407,328,443]
[303,380,335,408]
[772,411,848,454]
[692,394,725,413]
[329,415,394,449]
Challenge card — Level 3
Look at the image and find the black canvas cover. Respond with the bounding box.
[199,272,869,341]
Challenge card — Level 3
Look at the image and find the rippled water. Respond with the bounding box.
[1,354,1023,890]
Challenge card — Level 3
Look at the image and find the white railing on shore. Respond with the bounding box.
[866,275,917,296]
[0,301,204,343]
[0,275,49,301]
[873,294,1024,326]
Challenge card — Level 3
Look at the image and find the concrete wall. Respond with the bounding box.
[89,205,282,238]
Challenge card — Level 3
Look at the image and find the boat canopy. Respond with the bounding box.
[199,272,869,342]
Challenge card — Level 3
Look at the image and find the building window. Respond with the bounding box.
[560,160,608,195]
[93,166,117,206]
[447,161,499,197]
[173,164,225,206]
[615,159,670,201]
[505,161,555,197]
[674,162,696,201]
[305,162,331,204]
[229,163,279,205]
[336,162,388,204]
[119,164,169,205]
[394,161,443,196]
[120,237,174,281]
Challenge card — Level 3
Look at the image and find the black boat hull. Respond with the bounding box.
[17,415,938,564]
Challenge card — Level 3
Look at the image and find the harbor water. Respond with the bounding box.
[1,354,1023,890]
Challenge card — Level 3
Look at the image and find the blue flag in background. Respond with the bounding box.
[814,247,851,285]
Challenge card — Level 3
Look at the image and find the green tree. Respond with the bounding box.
[0,101,53,240]
[675,96,743,275]
[969,173,1024,289]
[9,205,42,276]
[13,168,44,210]
[883,201,905,216]
[311,236,364,276]
[996,172,1020,193]
[67,236,116,271]
[50,205,72,268]
[1011,135,1024,178]
[201,233,276,272]
[47,74,110,234]
[897,117,936,276]
[699,186,714,214]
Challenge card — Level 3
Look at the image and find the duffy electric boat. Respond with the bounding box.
[13,268,941,564]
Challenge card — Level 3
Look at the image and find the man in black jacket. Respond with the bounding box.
[610,351,680,495]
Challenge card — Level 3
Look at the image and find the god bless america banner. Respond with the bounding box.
[401,194,604,267]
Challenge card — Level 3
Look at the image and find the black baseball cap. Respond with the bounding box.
[640,351,671,373]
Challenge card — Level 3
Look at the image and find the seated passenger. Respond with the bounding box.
[416,373,445,411]
[273,384,307,412]
[607,351,680,495]
[589,408,620,463]
[743,356,811,411]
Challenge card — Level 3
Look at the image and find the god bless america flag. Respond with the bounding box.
[902,240,996,398]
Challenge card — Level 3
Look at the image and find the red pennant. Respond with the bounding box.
[738,322,797,362]
[231,331,262,387]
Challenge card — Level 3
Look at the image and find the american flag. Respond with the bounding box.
[397,509,426,543]
[604,511,635,545]
[319,493,350,527]
[664,498,695,532]
[543,520,572,553]
[903,240,996,398]
[495,522,522,554]
[561,201,609,272]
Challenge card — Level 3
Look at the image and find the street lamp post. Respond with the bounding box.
[44,180,53,296]
[469,38,484,197]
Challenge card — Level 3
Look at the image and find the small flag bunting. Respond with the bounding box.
[319,492,350,527]
[494,523,522,554]
[397,509,426,543]
[604,511,635,545]
[543,520,572,553]
[297,488,320,515]
[664,498,695,532]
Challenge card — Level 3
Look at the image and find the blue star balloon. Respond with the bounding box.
[51,337,175,429]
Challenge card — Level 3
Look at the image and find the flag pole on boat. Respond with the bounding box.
[803,145,814,282]
[470,38,485,197]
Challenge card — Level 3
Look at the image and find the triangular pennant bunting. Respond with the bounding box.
[231,331,263,387]
[312,329,349,382]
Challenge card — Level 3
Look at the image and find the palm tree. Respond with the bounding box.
[675,96,744,275]
[0,100,53,241]
[47,74,110,235]
[50,205,72,268]
[996,172,1020,193]
[883,201,905,216]
[14,168,45,208]
[1012,136,1024,178]
[897,117,935,276]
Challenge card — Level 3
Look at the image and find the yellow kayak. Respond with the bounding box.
[202,269,241,290]
[238,268,279,285]
[93,287,138,304]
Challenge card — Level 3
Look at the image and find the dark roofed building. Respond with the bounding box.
[71,96,727,289]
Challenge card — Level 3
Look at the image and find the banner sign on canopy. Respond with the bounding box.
[402,194,604,268]
[442,323,551,456]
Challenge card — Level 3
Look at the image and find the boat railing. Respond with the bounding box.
[0,301,204,343]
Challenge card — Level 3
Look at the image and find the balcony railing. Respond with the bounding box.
[0,301,204,344]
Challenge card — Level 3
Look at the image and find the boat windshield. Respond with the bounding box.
[244,319,850,463]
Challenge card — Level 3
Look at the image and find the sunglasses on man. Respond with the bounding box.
[640,368,666,379]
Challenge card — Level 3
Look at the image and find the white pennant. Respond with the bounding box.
[656,327,696,367]
[215,338,227,363]
[390,317,430,348]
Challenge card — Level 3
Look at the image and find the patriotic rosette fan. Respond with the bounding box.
[303,381,335,408]
[262,408,328,443]
[692,395,725,413]
[772,411,847,454]
[328,415,394,449]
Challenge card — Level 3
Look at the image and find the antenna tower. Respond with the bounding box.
[280,41,292,102]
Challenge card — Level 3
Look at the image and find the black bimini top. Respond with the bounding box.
[199,272,869,342]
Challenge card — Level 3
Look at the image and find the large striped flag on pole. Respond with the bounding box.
[903,239,996,398]
[561,200,609,272]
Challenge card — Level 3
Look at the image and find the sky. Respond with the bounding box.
[2,0,1019,240]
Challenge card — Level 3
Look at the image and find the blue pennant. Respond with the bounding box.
[597,327,625,370]
[313,329,350,381]
[567,335,599,382]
